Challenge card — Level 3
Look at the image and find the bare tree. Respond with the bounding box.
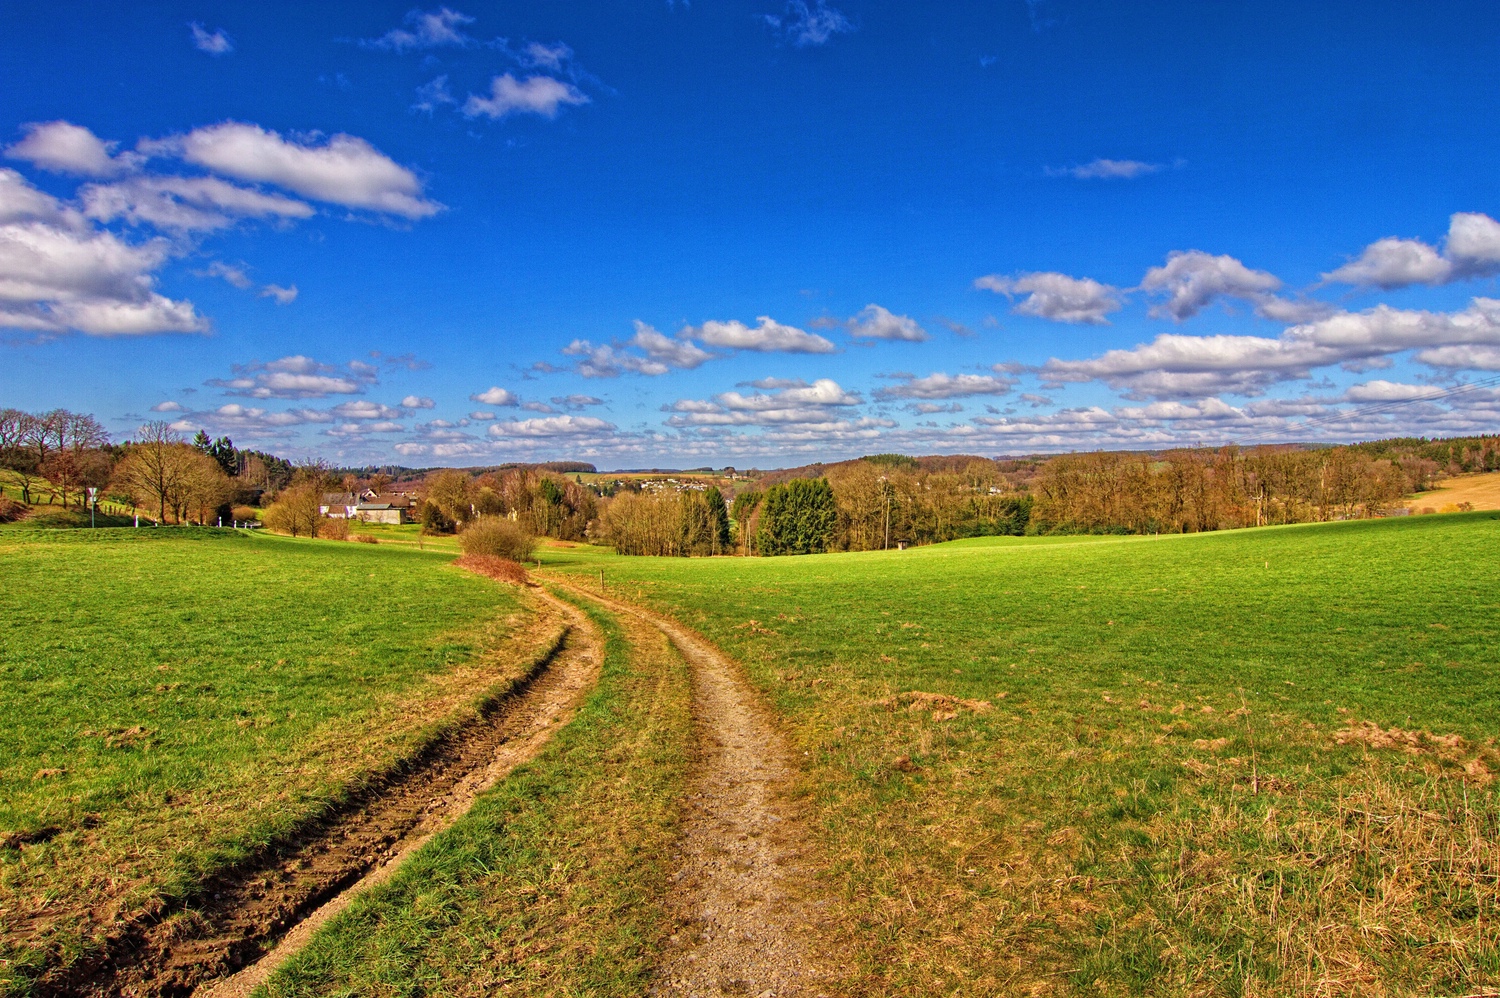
[112,421,186,523]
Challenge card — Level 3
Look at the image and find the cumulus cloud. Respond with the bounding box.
[330,400,405,420]
[207,355,375,399]
[847,303,926,341]
[1414,344,1500,371]
[689,315,835,354]
[150,400,186,412]
[631,320,713,368]
[6,121,138,177]
[81,175,314,232]
[190,23,234,55]
[363,7,475,51]
[1040,297,1500,399]
[873,372,1015,401]
[1046,158,1162,180]
[489,414,616,437]
[1140,250,1283,321]
[0,170,207,336]
[401,395,435,408]
[975,271,1121,325]
[259,283,297,304]
[463,75,588,120]
[665,378,870,429]
[1322,237,1452,289]
[551,394,604,408]
[762,0,855,47]
[470,386,518,406]
[1322,213,1500,289]
[169,122,442,219]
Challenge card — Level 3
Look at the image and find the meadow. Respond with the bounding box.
[0,528,551,994]
[541,513,1500,996]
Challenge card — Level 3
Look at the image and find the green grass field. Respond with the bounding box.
[5,514,1498,996]
[540,514,1500,996]
[261,590,693,997]
[0,528,550,994]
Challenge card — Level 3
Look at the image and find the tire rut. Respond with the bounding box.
[549,579,836,998]
[43,585,601,998]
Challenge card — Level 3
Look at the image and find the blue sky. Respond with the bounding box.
[3,1,1499,468]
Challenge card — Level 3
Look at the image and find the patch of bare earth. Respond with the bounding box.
[39,580,601,998]
[555,580,838,998]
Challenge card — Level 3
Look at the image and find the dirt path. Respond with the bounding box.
[550,579,836,998]
[43,585,602,998]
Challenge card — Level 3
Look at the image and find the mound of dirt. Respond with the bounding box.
[1336,720,1466,755]
[880,690,994,722]
[455,554,531,585]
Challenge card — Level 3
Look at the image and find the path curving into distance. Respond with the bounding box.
[549,578,838,998]
[44,583,602,998]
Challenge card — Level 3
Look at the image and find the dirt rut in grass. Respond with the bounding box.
[46,586,601,998]
[556,581,836,998]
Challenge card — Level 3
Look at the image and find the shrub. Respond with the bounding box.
[420,501,455,535]
[454,554,530,585]
[232,505,258,522]
[353,533,379,544]
[0,494,24,523]
[320,516,349,540]
[459,516,537,562]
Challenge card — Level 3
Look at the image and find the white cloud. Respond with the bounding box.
[975,271,1121,325]
[5,121,137,177]
[1414,344,1500,371]
[171,122,442,219]
[463,75,588,120]
[564,339,666,378]
[665,379,871,430]
[413,76,455,114]
[848,304,926,341]
[1046,158,1162,180]
[718,378,861,410]
[401,395,436,408]
[150,400,186,412]
[190,23,234,55]
[1040,297,1500,398]
[1114,397,1244,421]
[470,410,496,420]
[259,283,297,304]
[330,400,404,420]
[81,175,314,232]
[763,0,855,47]
[207,355,374,399]
[198,260,252,289]
[1342,380,1435,403]
[1322,213,1500,289]
[689,315,836,354]
[1445,212,1500,279]
[0,170,206,336]
[873,372,1015,400]
[489,414,616,437]
[631,320,713,368]
[522,41,572,70]
[470,386,519,406]
[551,394,603,408]
[1322,237,1452,289]
[1140,250,1282,321]
[364,8,475,51]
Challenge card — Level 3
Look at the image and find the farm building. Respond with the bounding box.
[355,494,414,524]
[319,493,360,518]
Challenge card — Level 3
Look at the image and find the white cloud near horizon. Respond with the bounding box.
[848,304,926,341]
[689,315,836,353]
[873,372,1015,401]
[975,271,1121,325]
[489,414,616,437]
[206,355,376,399]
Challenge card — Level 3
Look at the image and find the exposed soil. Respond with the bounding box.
[39,585,601,998]
[552,580,838,998]
[1406,470,1500,512]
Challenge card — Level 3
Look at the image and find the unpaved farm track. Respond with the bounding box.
[550,580,838,998]
[40,585,601,998]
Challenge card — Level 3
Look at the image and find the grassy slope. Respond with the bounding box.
[260,588,693,997]
[542,514,1500,996]
[0,528,545,994]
